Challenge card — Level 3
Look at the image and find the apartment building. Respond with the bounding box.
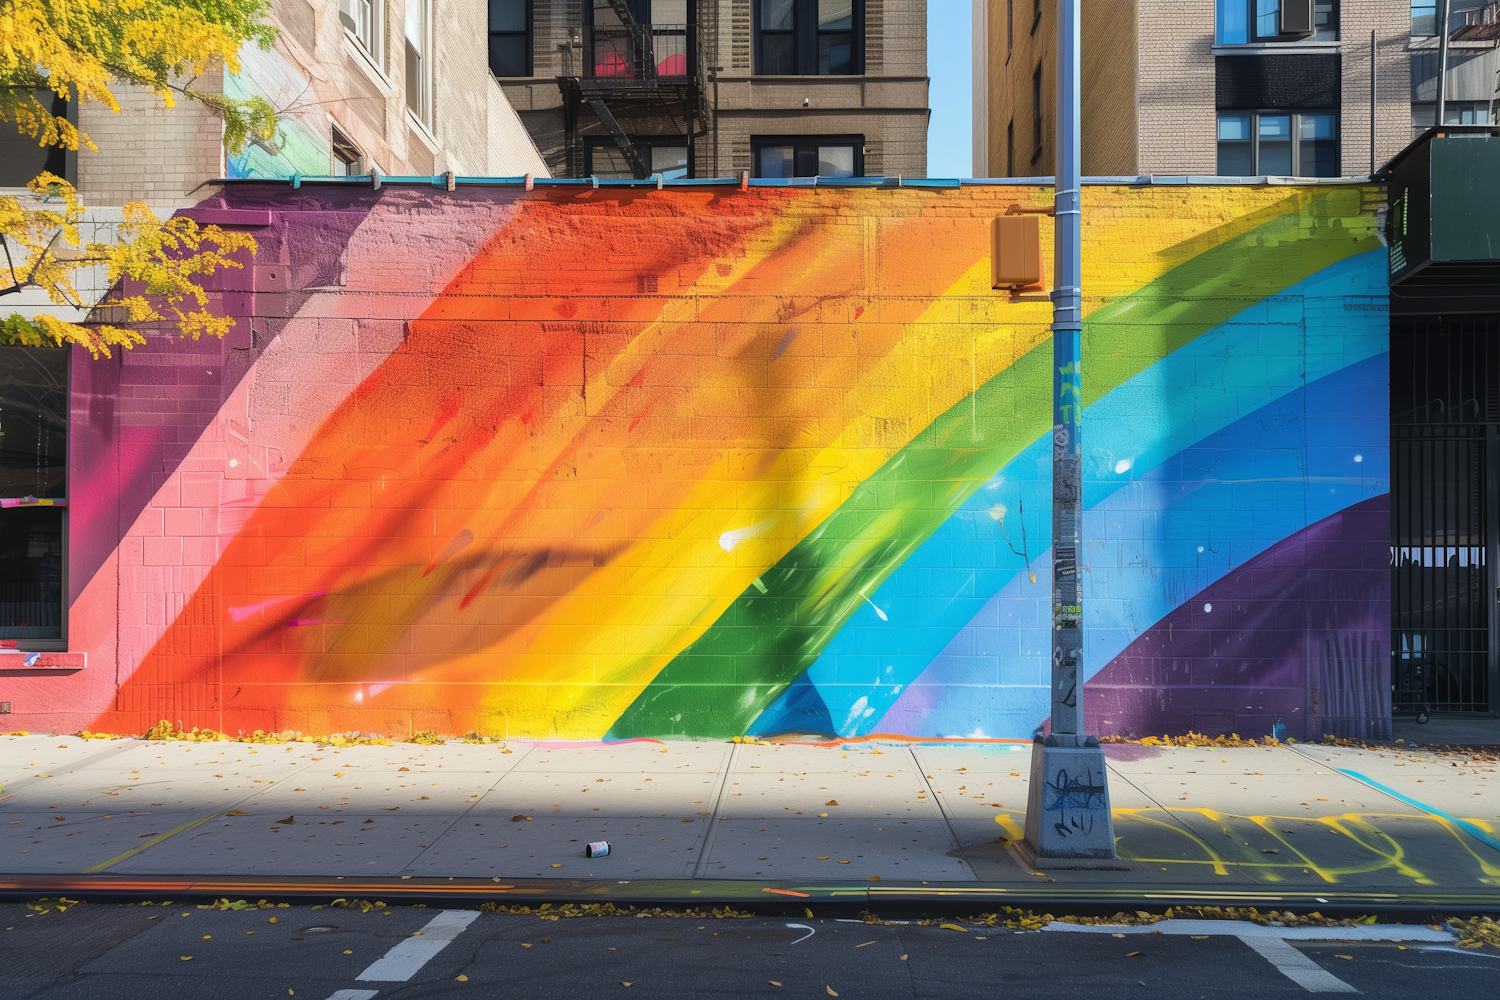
[1411,1,1500,131]
[974,0,1411,178]
[491,0,929,178]
[0,0,548,207]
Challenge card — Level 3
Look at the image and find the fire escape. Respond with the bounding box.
[558,1,709,178]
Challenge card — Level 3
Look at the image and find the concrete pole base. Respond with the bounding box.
[1021,737,1124,864]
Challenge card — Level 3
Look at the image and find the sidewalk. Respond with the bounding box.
[3,735,1497,911]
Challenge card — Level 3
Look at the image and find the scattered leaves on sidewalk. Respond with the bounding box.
[1449,916,1500,950]
[479,902,751,919]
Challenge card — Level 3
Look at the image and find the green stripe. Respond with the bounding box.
[607,190,1383,740]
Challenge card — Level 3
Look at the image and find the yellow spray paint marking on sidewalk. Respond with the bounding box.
[81,811,227,874]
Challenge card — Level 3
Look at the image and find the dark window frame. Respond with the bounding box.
[585,137,695,179]
[1216,0,1336,43]
[488,0,532,78]
[750,134,866,178]
[1031,63,1044,161]
[753,0,865,76]
[0,345,69,651]
[1216,109,1340,176]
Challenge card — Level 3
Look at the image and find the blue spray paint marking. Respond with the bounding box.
[1337,768,1500,856]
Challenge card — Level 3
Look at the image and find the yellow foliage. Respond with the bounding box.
[0,0,277,153]
[1,175,254,356]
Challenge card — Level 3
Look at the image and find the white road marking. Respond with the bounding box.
[1043,920,1453,942]
[1046,919,1462,993]
[1240,936,1357,993]
[786,923,816,945]
[355,909,481,982]
[323,991,379,1000]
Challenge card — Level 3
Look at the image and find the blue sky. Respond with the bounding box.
[927,0,973,178]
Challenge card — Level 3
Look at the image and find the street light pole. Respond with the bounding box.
[1020,0,1118,867]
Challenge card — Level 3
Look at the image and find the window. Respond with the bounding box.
[752,136,863,177]
[1255,0,1281,38]
[1217,0,1330,42]
[818,0,854,74]
[488,0,530,77]
[405,0,430,123]
[331,126,364,175]
[1217,111,1338,175]
[1411,2,1437,35]
[339,0,379,58]
[587,140,690,179]
[0,347,68,649]
[1006,119,1014,176]
[1031,63,1043,158]
[755,0,862,75]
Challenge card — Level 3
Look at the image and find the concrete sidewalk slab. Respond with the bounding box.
[6,735,1500,902]
[1291,743,1500,831]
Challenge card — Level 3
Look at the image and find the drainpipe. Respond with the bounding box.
[1436,0,1452,127]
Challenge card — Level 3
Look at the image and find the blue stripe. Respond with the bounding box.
[1336,769,1500,856]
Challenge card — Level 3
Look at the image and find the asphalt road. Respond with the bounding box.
[1,903,1496,999]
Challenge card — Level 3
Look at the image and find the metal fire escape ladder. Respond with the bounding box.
[603,0,637,25]
[584,92,652,178]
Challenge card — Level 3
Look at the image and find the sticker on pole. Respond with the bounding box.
[585,841,610,858]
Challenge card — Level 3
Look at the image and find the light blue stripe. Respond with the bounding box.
[1336,769,1500,856]
[804,251,1389,736]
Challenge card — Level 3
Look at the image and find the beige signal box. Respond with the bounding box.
[991,215,1042,289]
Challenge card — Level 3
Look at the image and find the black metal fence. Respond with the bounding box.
[1390,319,1500,714]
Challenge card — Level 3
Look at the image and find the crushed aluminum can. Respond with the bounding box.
[585,840,610,858]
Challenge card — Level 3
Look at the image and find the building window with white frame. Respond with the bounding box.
[340,0,380,59]
[751,136,863,178]
[405,0,431,124]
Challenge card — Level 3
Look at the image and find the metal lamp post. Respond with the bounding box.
[1019,0,1119,867]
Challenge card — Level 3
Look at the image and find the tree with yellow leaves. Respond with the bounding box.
[0,0,280,356]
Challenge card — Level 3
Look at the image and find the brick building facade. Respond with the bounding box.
[975,0,1412,178]
[493,0,928,179]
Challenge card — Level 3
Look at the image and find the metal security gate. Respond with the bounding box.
[1390,321,1500,716]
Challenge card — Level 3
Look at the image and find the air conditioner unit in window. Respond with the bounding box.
[1281,0,1314,35]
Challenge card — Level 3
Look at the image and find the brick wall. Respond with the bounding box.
[75,1,546,205]
[1136,0,1216,175]
[5,180,1391,744]
[1339,1,1413,175]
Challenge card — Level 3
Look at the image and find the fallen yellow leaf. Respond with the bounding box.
[826,987,838,997]
[551,864,564,868]
[900,954,908,961]
[769,982,782,987]
[521,943,532,948]
[225,810,247,816]
[939,924,967,932]
[1126,951,1143,957]
[855,941,875,948]
[180,956,193,961]
[825,800,839,806]
[1335,955,1353,961]
[837,860,850,864]
[816,856,830,860]
[455,975,469,981]
[622,982,632,987]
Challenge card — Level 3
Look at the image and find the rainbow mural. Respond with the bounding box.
[26,183,1390,741]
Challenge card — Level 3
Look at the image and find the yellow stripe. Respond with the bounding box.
[81,811,224,874]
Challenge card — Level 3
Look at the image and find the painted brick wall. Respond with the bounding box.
[3,182,1389,745]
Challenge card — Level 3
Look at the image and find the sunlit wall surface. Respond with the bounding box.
[33,184,1389,742]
